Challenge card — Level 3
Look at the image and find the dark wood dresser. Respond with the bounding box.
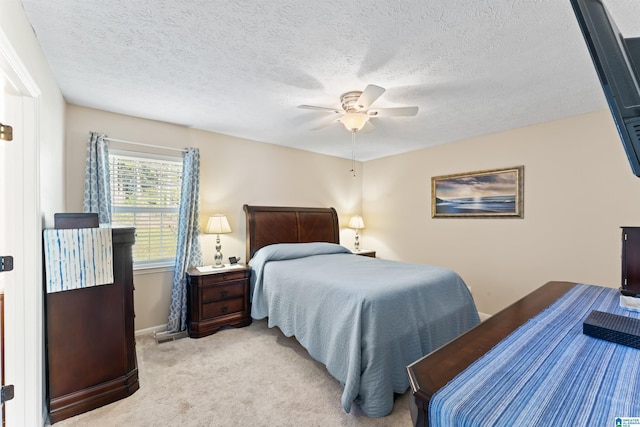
[45,227,138,423]
[186,266,251,338]
[621,227,640,295]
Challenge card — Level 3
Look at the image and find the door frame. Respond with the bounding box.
[0,27,44,426]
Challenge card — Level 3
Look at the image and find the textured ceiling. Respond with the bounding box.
[20,0,640,161]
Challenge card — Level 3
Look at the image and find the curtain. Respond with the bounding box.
[167,147,204,332]
[82,132,111,225]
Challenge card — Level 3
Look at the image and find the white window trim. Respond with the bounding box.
[133,264,175,275]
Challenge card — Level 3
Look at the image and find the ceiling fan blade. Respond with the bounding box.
[310,116,340,130]
[298,105,342,113]
[355,85,385,110]
[359,120,375,134]
[369,106,418,117]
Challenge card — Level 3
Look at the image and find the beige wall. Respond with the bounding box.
[363,110,640,315]
[65,105,363,330]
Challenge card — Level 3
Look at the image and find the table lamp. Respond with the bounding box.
[206,214,232,267]
[348,215,365,251]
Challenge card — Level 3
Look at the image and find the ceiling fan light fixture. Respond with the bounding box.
[339,112,369,132]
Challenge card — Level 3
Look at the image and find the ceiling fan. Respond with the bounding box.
[298,84,419,132]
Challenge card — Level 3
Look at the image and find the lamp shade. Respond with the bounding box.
[348,215,365,230]
[205,214,231,234]
[339,112,370,132]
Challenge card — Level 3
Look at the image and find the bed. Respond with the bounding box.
[243,205,480,418]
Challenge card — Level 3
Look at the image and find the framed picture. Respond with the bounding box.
[432,166,524,218]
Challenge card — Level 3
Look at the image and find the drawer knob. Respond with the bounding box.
[220,290,228,298]
[221,306,228,314]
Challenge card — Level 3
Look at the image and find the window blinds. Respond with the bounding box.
[109,152,183,266]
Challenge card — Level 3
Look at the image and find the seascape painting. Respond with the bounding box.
[432,166,524,218]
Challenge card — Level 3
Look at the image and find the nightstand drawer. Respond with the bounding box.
[202,281,245,303]
[199,269,247,284]
[202,297,244,319]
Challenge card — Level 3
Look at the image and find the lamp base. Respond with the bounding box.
[214,234,224,268]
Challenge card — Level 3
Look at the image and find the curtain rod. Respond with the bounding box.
[104,137,187,153]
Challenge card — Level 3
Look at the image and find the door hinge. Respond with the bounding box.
[0,256,13,273]
[1,385,14,403]
[0,123,12,141]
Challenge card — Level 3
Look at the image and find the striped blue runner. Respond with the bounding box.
[44,228,114,293]
[429,284,640,426]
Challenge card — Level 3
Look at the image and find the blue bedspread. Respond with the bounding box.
[430,284,640,426]
[249,242,480,417]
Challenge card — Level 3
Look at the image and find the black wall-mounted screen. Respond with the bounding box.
[570,0,640,176]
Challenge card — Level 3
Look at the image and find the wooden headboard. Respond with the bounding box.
[243,205,340,261]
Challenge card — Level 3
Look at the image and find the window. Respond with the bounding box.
[109,150,183,268]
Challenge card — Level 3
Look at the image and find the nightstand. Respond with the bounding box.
[186,265,251,338]
[353,249,376,258]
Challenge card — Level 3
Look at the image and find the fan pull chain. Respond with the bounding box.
[351,130,356,178]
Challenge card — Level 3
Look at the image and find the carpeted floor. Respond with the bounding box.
[52,319,413,426]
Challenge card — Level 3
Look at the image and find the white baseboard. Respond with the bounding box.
[135,324,167,337]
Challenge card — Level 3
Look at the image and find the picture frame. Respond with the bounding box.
[432,166,524,218]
